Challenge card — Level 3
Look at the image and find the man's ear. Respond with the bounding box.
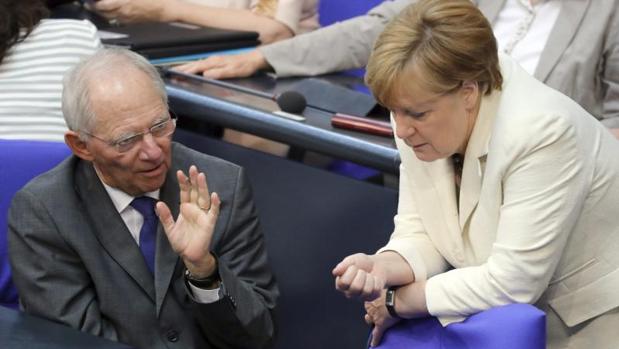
[461,80,480,110]
[65,131,94,161]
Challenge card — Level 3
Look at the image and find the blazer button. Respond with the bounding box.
[167,329,179,342]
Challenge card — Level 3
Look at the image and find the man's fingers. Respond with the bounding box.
[208,192,221,218]
[177,170,190,203]
[197,172,210,210]
[155,201,174,233]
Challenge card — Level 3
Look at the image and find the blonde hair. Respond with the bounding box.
[253,0,278,18]
[365,0,502,108]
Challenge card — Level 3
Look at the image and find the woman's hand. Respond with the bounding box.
[332,253,387,301]
[156,165,221,278]
[93,0,175,23]
[173,50,269,80]
[364,290,400,347]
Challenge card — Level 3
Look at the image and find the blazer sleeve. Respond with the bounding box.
[377,135,450,282]
[8,189,120,340]
[191,168,278,349]
[258,0,411,77]
[424,114,590,323]
[600,8,619,128]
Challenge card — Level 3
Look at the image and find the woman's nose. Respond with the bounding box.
[393,113,415,139]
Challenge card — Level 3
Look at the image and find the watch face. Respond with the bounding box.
[385,289,395,306]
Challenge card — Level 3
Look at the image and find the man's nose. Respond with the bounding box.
[138,133,162,159]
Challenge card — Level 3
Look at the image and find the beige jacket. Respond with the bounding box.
[379,54,619,339]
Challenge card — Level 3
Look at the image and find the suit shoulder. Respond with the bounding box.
[171,142,242,175]
[18,156,77,197]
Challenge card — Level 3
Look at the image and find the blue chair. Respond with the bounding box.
[375,303,546,349]
[318,0,385,26]
[0,140,71,309]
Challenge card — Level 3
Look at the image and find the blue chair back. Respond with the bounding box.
[318,0,385,26]
[0,140,71,309]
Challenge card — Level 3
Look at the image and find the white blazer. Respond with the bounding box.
[379,55,619,337]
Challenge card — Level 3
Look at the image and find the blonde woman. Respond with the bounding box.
[92,0,319,44]
[332,1,619,348]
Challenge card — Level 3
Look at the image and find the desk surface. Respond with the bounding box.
[165,71,401,174]
[0,306,133,349]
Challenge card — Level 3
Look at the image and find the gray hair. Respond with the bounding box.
[61,47,168,135]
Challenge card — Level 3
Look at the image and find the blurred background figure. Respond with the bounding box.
[0,0,101,141]
[90,0,320,45]
[176,0,619,137]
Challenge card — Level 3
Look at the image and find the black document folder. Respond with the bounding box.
[101,22,260,59]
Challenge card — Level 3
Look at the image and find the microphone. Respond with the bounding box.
[273,90,307,121]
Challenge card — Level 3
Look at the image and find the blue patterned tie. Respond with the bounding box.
[130,197,158,275]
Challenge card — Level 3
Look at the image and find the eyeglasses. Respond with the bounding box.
[82,115,177,153]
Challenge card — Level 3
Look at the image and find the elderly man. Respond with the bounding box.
[8,48,278,349]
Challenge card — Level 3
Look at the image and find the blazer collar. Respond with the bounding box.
[534,0,590,81]
[458,89,501,228]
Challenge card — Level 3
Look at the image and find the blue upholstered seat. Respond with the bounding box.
[0,139,71,309]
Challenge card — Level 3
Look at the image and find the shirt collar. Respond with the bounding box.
[94,167,160,213]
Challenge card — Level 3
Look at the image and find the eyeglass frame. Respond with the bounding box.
[81,113,177,153]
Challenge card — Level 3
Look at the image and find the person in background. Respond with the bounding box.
[0,0,101,141]
[331,1,619,348]
[176,0,619,137]
[8,48,278,349]
[90,0,319,45]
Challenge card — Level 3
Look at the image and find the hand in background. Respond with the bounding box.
[173,50,269,79]
[94,0,175,23]
[332,253,386,301]
[364,290,400,347]
[156,165,221,278]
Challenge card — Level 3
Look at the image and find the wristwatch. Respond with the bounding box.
[385,286,400,318]
[184,268,220,289]
[184,254,220,289]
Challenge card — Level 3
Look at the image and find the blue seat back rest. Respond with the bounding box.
[0,140,71,309]
[318,0,385,26]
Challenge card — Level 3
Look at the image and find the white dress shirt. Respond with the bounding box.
[492,0,561,75]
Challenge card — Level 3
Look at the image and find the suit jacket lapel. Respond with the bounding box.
[75,161,156,301]
[535,0,590,81]
[459,90,501,228]
[155,167,180,317]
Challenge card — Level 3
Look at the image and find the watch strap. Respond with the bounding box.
[184,254,220,289]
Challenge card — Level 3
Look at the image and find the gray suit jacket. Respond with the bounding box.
[261,0,619,125]
[8,143,278,349]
